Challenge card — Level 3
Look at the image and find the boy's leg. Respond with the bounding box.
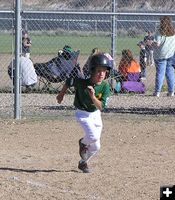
[78,140,100,173]
[79,137,100,163]
[75,110,102,172]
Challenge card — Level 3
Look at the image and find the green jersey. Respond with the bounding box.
[66,78,111,112]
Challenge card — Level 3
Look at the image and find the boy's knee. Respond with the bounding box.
[88,136,100,144]
[95,142,101,151]
[89,141,101,152]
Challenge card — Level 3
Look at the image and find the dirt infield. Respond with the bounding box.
[0,114,175,200]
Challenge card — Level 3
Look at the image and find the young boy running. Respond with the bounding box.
[56,53,112,173]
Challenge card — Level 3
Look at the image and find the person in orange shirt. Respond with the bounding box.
[118,49,141,81]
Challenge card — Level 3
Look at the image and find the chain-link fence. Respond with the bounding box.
[0,0,175,119]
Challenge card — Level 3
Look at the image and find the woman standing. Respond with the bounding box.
[153,16,175,97]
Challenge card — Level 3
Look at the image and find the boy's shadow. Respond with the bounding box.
[0,167,80,173]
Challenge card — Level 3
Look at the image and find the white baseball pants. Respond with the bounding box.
[75,109,103,162]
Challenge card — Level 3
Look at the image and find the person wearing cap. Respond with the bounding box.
[57,45,73,60]
[144,31,154,66]
[56,53,112,173]
[137,41,147,79]
[51,44,74,68]
[82,48,101,78]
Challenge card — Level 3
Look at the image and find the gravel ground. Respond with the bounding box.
[0,113,175,200]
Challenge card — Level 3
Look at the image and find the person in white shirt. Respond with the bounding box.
[152,16,175,97]
[8,56,37,90]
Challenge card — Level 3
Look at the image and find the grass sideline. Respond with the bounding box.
[0,33,143,55]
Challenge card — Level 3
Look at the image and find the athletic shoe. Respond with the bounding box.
[167,92,174,97]
[153,92,160,97]
[78,161,91,173]
[79,138,88,160]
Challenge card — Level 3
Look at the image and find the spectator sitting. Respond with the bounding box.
[118,49,141,81]
[8,56,37,91]
[116,49,145,93]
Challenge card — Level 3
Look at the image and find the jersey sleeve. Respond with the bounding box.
[66,77,77,87]
[100,83,111,109]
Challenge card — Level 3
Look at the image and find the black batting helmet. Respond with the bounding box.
[89,53,112,73]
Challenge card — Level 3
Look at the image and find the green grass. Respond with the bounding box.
[0,33,143,56]
[0,34,14,53]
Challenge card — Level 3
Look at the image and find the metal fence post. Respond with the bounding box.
[14,0,21,119]
[111,0,116,59]
[110,0,116,92]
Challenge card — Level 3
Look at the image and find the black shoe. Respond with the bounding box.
[79,138,88,160]
[78,161,91,173]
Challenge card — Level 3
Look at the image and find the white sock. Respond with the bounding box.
[79,159,86,163]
